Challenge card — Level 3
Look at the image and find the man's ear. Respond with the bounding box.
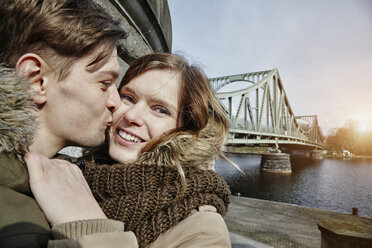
[16,53,50,105]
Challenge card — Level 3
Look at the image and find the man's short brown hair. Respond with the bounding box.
[0,0,127,79]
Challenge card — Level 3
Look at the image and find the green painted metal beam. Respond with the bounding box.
[209,69,324,150]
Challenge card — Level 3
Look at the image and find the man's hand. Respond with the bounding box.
[24,152,107,226]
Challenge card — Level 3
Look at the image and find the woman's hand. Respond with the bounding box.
[24,152,107,226]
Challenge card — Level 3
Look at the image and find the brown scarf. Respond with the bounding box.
[83,161,230,248]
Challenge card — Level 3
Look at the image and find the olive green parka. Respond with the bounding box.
[0,66,51,247]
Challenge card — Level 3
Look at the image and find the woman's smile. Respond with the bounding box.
[116,128,144,144]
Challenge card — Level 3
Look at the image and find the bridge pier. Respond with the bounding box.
[260,153,292,174]
[291,150,310,157]
[310,150,323,160]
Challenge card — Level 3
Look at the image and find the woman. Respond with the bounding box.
[26,53,232,247]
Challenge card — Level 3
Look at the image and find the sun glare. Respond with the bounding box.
[358,122,367,133]
[357,120,370,133]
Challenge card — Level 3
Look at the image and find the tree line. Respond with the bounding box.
[326,121,372,155]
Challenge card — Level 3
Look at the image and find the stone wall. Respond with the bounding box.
[93,0,172,83]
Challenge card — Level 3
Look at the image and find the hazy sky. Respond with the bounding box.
[168,0,372,134]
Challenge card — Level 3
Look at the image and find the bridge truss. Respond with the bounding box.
[209,69,324,149]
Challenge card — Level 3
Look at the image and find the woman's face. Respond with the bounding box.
[108,69,181,163]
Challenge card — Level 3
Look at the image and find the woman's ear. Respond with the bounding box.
[16,53,49,105]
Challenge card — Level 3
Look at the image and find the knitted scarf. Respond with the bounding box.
[83,162,230,248]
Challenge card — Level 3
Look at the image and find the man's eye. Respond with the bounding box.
[100,81,111,90]
[153,106,170,115]
[120,94,136,103]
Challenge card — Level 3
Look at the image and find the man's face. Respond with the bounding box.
[42,47,121,148]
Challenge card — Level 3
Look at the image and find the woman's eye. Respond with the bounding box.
[120,94,136,103]
[153,106,171,115]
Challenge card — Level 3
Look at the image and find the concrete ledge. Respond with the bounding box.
[230,232,273,248]
[318,219,372,248]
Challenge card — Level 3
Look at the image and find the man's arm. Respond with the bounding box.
[24,152,138,248]
[24,152,106,226]
[48,219,138,248]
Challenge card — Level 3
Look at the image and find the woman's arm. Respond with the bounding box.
[149,208,231,248]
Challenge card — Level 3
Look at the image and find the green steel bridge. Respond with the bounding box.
[210,69,324,150]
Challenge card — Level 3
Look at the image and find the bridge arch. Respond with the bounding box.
[209,69,324,150]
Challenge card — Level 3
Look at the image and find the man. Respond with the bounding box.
[0,0,133,247]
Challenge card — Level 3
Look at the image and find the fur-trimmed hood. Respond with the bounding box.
[0,65,37,160]
[135,120,225,170]
[85,118,227,171]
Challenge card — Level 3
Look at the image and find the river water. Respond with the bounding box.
[215,154,372,218]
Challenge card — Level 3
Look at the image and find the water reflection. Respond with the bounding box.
[216,154,372,218]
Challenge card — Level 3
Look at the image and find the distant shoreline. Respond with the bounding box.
[324,154,372,159]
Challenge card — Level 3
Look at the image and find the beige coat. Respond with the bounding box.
[49,206,231,248]
[149,206,231,248]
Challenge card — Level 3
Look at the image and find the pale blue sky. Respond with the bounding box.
[168,0,372,134]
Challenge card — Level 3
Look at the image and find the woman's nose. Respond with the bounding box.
[123,103,145,127]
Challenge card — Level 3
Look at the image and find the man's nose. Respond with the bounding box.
[107,86,121,112]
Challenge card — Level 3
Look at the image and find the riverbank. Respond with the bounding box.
[225,196,372,248]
